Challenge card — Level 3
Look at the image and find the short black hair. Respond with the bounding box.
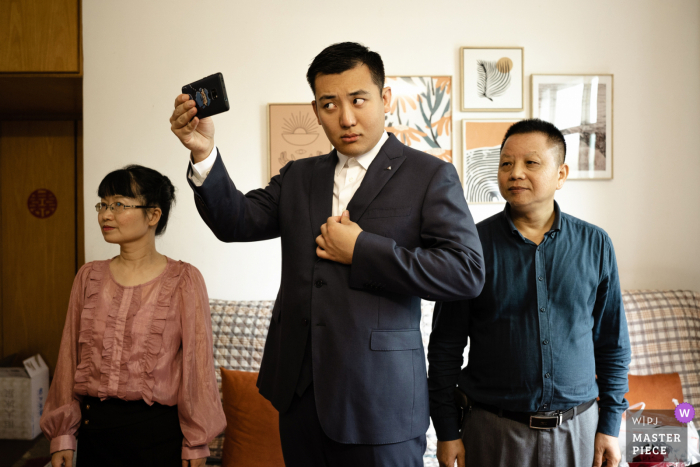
[306,42,385,97]
[500,118,567,165]
[97,165,176,236]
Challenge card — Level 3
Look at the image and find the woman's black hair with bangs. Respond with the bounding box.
[97,165,176,236]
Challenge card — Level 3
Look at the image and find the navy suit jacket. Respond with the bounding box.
[188,134,484,444]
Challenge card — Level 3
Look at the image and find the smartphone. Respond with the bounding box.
[182,72,230,119]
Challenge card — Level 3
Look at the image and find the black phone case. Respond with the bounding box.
[182,72,230,119]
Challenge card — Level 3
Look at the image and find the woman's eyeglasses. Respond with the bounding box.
[95,202,156,214]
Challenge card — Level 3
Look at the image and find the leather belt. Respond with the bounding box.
[470,398,596,430]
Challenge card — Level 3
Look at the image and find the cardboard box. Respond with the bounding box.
[0,354,49,439]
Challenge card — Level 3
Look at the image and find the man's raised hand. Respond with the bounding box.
[169,94,215,163]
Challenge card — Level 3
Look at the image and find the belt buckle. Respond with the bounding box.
[529,412,562,430]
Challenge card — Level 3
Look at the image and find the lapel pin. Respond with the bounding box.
[386,166,391,170]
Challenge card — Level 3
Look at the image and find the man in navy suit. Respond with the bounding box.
[170,42,485,466]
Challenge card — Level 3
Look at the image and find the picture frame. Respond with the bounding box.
[531,74,613,180]
[268,103,333,179]
[460,47,524,112]
[462,119,520,203]
[384,76,453,163]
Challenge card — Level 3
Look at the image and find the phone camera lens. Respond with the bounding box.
[211,89,218,99]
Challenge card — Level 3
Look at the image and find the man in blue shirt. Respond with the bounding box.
[428,119,630,467]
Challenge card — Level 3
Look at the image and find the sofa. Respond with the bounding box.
[206,290,700,466]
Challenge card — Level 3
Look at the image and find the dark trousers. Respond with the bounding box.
[278,385,426,467]
[77,396,183,467]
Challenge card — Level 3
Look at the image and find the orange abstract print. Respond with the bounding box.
[385,77,452,163]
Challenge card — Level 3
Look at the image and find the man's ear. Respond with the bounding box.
[311,100,320,124]
[382,87,392,113]
[556,163,569,190]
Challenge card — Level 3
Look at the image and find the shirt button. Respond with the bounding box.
[84,420,89,425]
[544,373,551,378]
[542,404,548,409]
[540,307,546,313]
[538,276,543,281]
[86,405,90,410]
[315,280,324,288]
[543,340,549,345]
[349,177,354,182]
[303,318,309,325]
[537,246,540,251]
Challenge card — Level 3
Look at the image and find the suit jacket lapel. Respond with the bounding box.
[346,134,406,222]
[309,150,338,237]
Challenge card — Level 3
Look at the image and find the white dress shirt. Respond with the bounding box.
[331,132,387,216]
[189,132,389,218]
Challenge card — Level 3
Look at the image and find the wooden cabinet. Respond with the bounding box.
[0,0,81,73]
[0,0,82,120]
[0,0,83,373]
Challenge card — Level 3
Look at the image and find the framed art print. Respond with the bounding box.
[460,47,524,112]
[462,119,520,203]
[268,103,333,178]
[384,76,453,162]
[531,74,613,180]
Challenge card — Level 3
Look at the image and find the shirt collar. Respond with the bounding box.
[504,200,562,235]
[335,131,388,176]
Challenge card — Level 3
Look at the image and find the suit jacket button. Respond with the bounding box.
[315,280,324,288]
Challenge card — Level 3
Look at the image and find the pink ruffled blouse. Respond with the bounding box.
[40,258,226,459]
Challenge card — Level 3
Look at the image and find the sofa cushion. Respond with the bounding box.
[208,301,273,462]
[220,369,284,467]
[626,373,683,410]
[624,290,700,424]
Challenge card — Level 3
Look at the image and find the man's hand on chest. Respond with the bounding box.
[316,211,363,265]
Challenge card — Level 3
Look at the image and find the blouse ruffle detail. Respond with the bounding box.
[117,290,142,398]
[97,285,125,399]
[73,262,104,395]
[139,262,182,405]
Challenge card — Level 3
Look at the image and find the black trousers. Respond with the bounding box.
[279,385,426,467]
[76,396,183,467]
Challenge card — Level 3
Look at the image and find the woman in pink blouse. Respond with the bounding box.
[41,165,226,467]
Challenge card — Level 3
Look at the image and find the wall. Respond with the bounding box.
[83,0,700,300]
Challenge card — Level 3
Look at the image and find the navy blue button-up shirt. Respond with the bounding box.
[428,202,631,440]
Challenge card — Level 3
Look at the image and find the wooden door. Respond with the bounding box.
[0,121,77,373]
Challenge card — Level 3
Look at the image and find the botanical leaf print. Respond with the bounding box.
[476,59,512,101]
